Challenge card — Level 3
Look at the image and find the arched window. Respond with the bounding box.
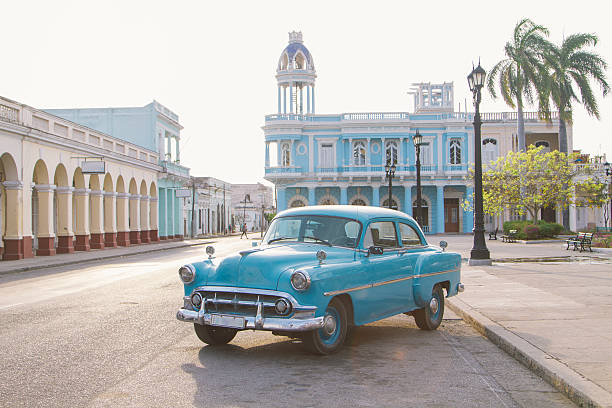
[281,143,291,167]
[290,199,305,208]
[280,53,288,70]
[482,138,498,164]
[449,139,462,164]
[295,52,306,70]
[382,198,398,210]
[412,199,429,228]
[353,141,366,165]
[320,198,335,205]
[351,198,366,206]
[535,140,550,153]
[385,141,398,165]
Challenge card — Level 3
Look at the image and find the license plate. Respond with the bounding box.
[210,314,246,329]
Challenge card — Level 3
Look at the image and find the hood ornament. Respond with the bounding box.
[316,250,327,265]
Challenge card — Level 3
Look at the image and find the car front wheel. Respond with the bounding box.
[193,323,238,345]
[414,284,444,330]
[302,298,348,355]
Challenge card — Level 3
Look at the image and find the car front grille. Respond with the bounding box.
[193,289,290,318]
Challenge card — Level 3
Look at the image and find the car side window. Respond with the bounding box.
[365,221,398,248]
[399,223,423,246]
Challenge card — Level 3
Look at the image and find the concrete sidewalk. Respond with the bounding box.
[0,238,217,275]
[448,261,612,408]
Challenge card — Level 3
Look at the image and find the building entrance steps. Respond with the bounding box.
[449,263,612,408]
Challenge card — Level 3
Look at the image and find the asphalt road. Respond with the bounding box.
[0,237,575,407]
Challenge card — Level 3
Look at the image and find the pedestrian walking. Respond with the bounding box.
[240,222,248,239]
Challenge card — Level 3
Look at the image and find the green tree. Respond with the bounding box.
[540,33,609,154]
[487,18,551,151]
[462,145,607,223]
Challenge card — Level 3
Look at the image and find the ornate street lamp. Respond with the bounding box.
[385,158,397,209]
[605,162,612,229]
[468,62,491,265]
[413,129,424,227]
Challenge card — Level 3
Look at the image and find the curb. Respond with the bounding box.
[0,241,213,276]
[447,297,612,408]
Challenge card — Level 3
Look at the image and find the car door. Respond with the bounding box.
[396,222,427,310]
[362,220,412,320]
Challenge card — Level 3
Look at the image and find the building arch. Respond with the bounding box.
[288,194,308,208]
[412,196,432,232]
[149,181,158,241]
[318,194,338,205]
[385,140,398,165]
[535,140,551,153]
[0,153,21,259]
[482,138,498,164]
[72,168,88,251]
[102,173,117,247]
[381,193,401,210]
[31,160,54,255]
[115,175,129,246]
[353,141,366,165]
[88,174,104,249]
[350,194,370,206]
[127,178,140,244]
[53,164,73,253]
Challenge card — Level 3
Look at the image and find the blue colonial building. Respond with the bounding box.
[264,32,475,234]
[46,101,190,240]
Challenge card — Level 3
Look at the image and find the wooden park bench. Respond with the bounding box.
[501,229,517,243]
[488,228,498,240]
[565,232,593,252]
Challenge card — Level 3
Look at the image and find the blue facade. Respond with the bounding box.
[264,33,474,234]
[46,101,190,238]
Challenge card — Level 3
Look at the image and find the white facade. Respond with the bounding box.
[231,183,274,232]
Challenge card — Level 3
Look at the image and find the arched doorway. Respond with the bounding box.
[382,198,399,210]
[89,174,104,249]
[128,178,141,244]
[103,173,117,247]
[116,176,130,246]
[140,180,150,243]
[32,159,54,256]
[73,167,90,251]
[149,182,159,241]
[412,198,430,232]
[1,153,26,260]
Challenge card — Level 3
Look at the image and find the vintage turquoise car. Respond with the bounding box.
[176,205,463,354]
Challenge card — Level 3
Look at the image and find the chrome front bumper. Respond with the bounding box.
[176,308,325,332]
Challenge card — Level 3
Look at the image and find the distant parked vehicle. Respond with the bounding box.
[176,205,463,354]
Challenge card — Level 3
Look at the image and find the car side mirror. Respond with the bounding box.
[252,241,259,247]
[439,241,448,251]
[368,246,384,256]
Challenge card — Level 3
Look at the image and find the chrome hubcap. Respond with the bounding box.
[429,297,439,315]
[323,315,337,336]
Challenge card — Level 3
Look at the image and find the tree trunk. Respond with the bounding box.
[517,103,526,151]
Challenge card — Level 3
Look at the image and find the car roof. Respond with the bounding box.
[276,205,416,224]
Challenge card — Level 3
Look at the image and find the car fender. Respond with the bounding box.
[412,251,461,308]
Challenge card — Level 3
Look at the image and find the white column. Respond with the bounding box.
[175,136,180,163]
[278,85,281,114]
[289,83,294,113]
[312,85,315,114]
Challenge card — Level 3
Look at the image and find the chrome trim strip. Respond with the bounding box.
[176,309,325,332]
[372,275,414,287]
[323,268,459,296]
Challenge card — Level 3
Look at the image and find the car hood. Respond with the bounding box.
[205,244,353,290]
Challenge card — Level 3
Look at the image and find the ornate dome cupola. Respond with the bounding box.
[276,31,317,115]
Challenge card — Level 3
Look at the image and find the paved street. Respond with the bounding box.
[0,236,575,407]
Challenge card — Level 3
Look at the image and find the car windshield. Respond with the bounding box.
[262,215,361,248]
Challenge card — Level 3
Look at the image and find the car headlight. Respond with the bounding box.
[290,270,311,292]
[179,264,196,284]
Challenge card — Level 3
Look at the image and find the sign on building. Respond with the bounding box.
[175,189,191,198]
[81,160,106,174]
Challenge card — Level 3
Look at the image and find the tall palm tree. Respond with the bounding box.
[541,33,609,154]
[487,19,552,151]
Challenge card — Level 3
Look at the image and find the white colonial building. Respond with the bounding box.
[231,183,274,232]
[0,96,160,260]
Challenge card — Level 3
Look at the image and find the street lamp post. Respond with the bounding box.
[384,159,396,209]
[468,63,491,265]
[413,129,423,227]
[604,162,612,229]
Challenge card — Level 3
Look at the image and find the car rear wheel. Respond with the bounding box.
[193,323,238,345]
[302,298,348,355]
[414,284,444,331]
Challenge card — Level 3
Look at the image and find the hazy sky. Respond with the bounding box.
[3,0,611,185]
